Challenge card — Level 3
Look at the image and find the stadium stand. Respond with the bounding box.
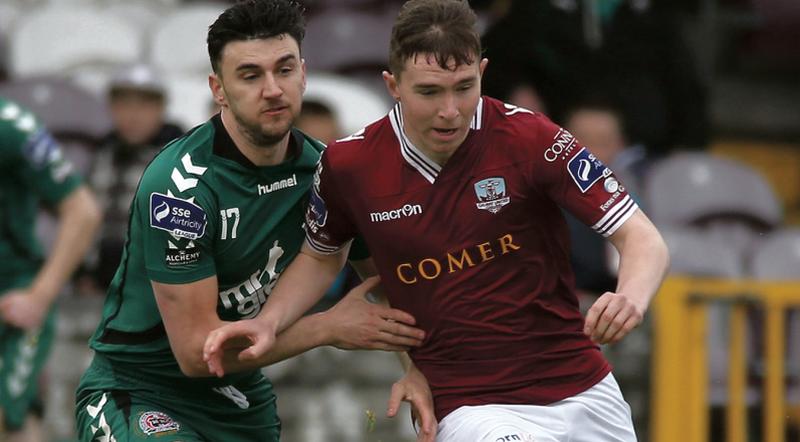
[711,141,800,226]
[149,3,227,75]
[0,75,110,146]
[644,152,782,230]
[9,6,143,78]
[304,72,391,136]
[303,8,391,73]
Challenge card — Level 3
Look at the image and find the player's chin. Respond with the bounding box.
[429,141,461,157]
[259,121,292,139]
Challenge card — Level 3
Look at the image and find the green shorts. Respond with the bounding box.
[0,278,56,431]
[75,356,280,441]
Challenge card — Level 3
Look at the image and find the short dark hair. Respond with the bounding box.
[299,100,335,119]
[388,0,481,77]
[207,0,306,74]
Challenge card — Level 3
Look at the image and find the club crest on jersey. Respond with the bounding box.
[149,192,207,239]
[138,411,180,436]
[567,148,612,193]
[474,177,511,214]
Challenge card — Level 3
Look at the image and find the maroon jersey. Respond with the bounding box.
[305,97,639,420]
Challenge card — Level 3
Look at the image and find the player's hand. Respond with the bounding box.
[387,363,437,442]
[583,291,644,345]
[324,277,425,351]
[203,319,277,378]
[0,289,48,331]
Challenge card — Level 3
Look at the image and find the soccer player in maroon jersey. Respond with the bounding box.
[204,0,670,440]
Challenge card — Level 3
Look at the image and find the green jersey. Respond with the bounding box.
[0,97,79,431]
[87,114,324,389]
[0,97,81,287]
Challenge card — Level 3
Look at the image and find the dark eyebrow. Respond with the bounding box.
[275,54,298,65]
[235,63,262,73]
[414,76,478,90]
[234,54,298,73]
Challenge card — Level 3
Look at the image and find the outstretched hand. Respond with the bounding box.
[0,289,48,331]
[583,291,644,344]
[325,276,425,351]
[203,319,276,378]
[387,364,437,442]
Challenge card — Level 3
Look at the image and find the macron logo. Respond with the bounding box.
[369,204,423,223]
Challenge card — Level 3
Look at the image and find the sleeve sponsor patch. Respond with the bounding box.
[305,164,328,234]
[149,192,207,239]
[165,245,201,266]
[22,129,57,167]
[567,147,611,193]
[305,186,328,234]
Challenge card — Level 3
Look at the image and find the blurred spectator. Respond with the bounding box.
[296,99,342,145]
[482,0,709,155]
[561,99,649,297]
[564,97,649,193]
[293,98,362,306]
[0,97,100,441]
[84,64,183,291]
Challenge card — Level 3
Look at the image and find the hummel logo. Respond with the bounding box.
[171,153,207,192]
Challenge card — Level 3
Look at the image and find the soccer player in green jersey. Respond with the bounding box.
[75,1,432,441]
[0,97,101,441]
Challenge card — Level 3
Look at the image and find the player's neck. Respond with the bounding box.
[221,109,289,166]
[405,132,461,167]
[420,147,454,167]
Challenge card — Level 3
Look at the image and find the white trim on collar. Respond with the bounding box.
[388,97,484,184]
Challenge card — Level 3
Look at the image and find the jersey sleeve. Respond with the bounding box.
[304,151,358,254]
[1,104,82,205]
[528,113,639,237]
[136,154,218,284]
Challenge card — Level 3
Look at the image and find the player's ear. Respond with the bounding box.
[208,73,226,107]
[382,71,400,102]
[479,58,489,77]
[301,58,307,95]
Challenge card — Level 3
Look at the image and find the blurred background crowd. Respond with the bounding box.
[0,0,798,441]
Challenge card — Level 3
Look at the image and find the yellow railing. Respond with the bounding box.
[651,277,800,442]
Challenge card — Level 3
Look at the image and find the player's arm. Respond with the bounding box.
[155,272,341,378]
[153,276,229,377]
[152,274,347,378]
[0,185,101,330]
[583,209,669,344]
[203,246,425,374]
[259,242,349,336]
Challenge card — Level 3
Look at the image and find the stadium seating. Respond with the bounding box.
[750,228,800,407]
[663,228,746,278]
[163,72,214,130]
[303,9,392,73]
[711,141,800,226]
[9,7,143,77]
[0,3,21,40]
[660,226,760,407]
[750,228,800,280]
[149,4,226,75]
[102,1,167,32]
[644,152,783,229]
[304,72,391,136]
[0,75,111,142]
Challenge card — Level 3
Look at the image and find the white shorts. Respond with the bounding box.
[436,373,636,442]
